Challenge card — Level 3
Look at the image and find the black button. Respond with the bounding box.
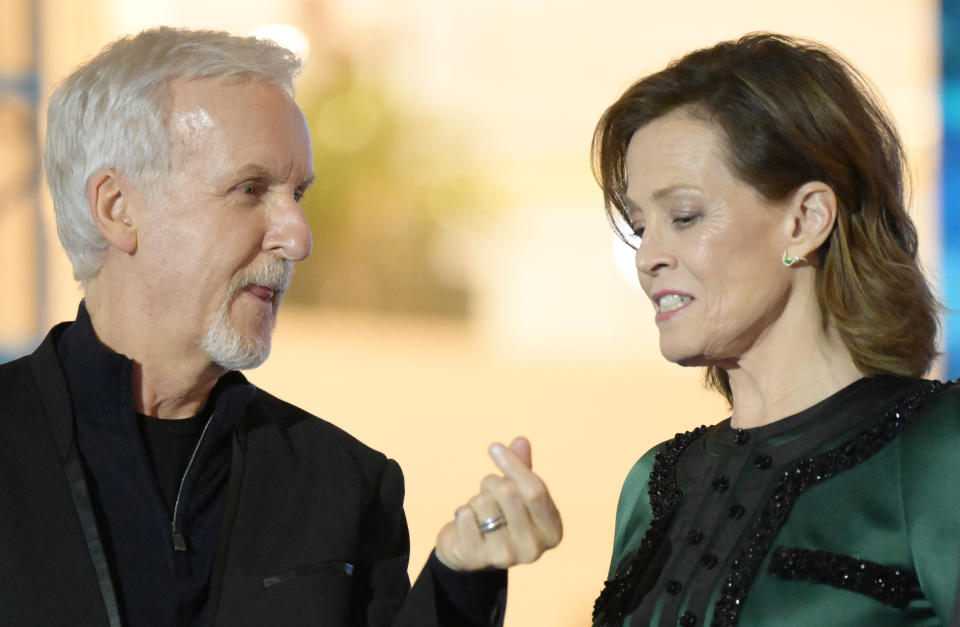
[666,580,682,595]
[711,475,729,492]
[728,504,746,520]
[734,428,749,444]
[701,553,718,569]
[687,530,703,545]
[754,454,772,469]
[679,611,697,626]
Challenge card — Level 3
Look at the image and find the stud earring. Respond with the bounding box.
[782,250,807,267]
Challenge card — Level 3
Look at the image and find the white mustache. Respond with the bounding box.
[233,256,293,295]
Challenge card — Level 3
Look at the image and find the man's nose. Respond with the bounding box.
[264,195,313,262]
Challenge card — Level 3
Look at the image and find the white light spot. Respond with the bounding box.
[172,108,214,148]
[612,234,641,290]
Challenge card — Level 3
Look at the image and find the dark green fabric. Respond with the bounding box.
[604,377,960,626]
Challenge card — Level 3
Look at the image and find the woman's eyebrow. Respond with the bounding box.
[652,184,703,200]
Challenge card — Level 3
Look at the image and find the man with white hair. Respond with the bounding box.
[0,27,561,626]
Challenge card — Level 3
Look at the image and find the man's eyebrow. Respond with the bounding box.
[232,164,314,189]
[233,163,276,182]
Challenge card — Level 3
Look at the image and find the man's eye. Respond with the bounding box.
[240,182,266,196]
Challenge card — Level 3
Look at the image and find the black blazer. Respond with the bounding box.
[0,325,504,626]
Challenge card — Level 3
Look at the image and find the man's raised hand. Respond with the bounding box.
[435,437,562,571]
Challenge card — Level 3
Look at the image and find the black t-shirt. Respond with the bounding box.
[137,409,210,515]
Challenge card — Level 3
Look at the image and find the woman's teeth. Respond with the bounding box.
[658,294,691,312]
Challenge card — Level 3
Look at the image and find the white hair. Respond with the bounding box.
[44,26,302,281]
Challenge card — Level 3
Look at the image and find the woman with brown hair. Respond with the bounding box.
[591,33,958,626]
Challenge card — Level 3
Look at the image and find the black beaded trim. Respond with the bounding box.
[710,380,946,626]
[768,547,920,609]
[592,425,709,625]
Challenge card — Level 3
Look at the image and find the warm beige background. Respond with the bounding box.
[1,1,941,625]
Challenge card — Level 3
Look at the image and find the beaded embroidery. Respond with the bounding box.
[711,380,945,626]
[593,380,948,627]
[768,547,920,609]
[592,425,708,625]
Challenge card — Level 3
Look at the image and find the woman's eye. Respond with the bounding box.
[616,224,643,250]
[673,214,699,227]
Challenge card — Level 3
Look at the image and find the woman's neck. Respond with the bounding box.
[726,321,864,430]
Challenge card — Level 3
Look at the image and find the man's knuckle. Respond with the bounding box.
[480,474,501,492]
[468,494,488,511]
[492,545,514,568]
[515,543,541,564]
[519,480,547,502]
[494,480,521,501]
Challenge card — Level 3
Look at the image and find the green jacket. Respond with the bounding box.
[594,376,960,626]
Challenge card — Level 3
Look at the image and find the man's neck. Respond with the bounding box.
[132,360,222,419]
[84,292,224,420]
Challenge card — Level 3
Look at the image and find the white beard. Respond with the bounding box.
[200,256,292,371]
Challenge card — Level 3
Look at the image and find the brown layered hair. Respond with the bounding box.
[592,33,940,403]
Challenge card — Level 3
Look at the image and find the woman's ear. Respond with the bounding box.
[86,169,138,254]
[783,181,837,260]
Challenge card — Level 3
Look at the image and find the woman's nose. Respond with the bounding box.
[634,232,676,277]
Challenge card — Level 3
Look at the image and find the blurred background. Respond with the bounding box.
[0,0,947,624]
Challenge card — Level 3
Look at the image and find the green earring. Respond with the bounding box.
[782,250,807,267]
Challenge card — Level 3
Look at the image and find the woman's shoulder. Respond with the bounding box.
[893,378,960,525]
[913,377,960,414]
[608,425,711,576]
[619,443,662,491]
[609,446,662,577]
[612,444,661,524]
[900,378,960,454]
[888,379,960,617]
[613,426,711,529]
[619,424,713,493]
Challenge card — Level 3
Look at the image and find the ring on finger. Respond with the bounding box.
[477,515,507,534]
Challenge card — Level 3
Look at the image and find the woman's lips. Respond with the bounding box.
[652,291,693,322]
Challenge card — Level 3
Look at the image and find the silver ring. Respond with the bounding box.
[477,515,507,534]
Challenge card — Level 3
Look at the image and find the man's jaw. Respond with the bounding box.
[199,259,291,371]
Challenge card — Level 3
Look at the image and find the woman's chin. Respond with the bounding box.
[660,347,707,367]
[664,350,731,370]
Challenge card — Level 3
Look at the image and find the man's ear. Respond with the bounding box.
[782,181,837,262]
[87,169,137,254]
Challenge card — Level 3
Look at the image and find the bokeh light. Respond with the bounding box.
[250,23,311,62]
